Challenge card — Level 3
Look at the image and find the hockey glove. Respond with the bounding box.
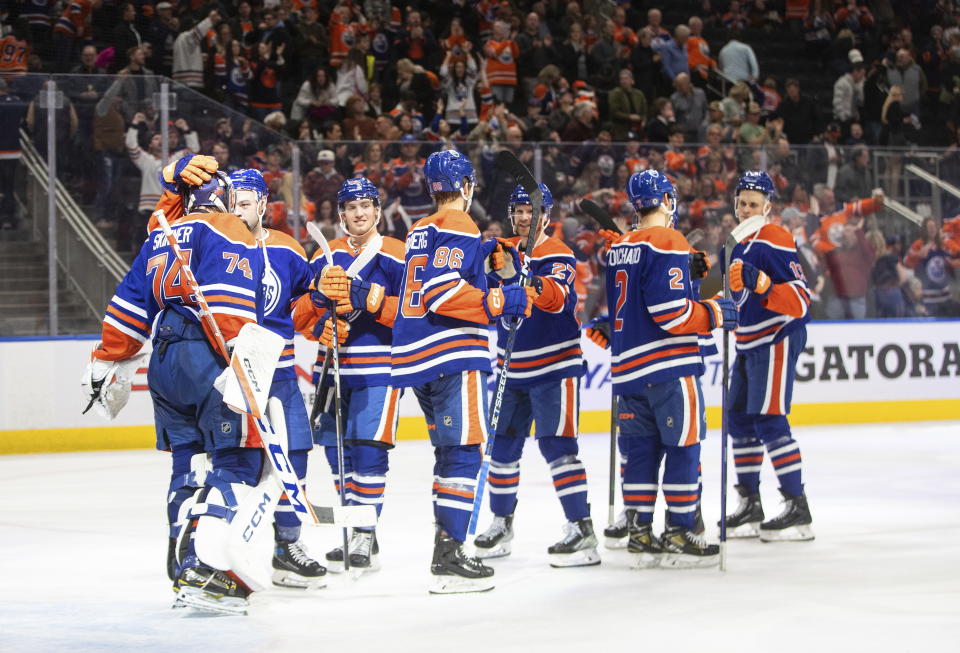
[313,265,350,305]
[81,358,114,415]
[689,250,711,281]
[729,260,771,297]
[585,317,611,349]
[337,278,386,315]
[703,298,738,331]
[598,229,620,246]
[314,316,350,348]
[482,238,521,282]
[159,155,219,192]
[482,285,536,320]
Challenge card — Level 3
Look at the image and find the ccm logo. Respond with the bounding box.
[242,492,273,541]
[242,357,261,392]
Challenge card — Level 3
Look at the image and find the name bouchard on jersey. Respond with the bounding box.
[607,246,643,267]
[152,225,194,249]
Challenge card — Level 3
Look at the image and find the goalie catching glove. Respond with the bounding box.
[81,351,145,419]
[729,260,771,297]
[159,155,219,192]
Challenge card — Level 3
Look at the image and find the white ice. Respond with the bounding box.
[1,422,958,652]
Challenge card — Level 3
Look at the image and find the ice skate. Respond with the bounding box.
[548,518,601,567]
[175,565,251,616]
[326,530,380,574]
[603,511,629,549]
[626,511,663,569]
[272,540,327,589]
[659,527,720,569]
[430,530,495,594]
[719,484,764,538]
[759,489,814,542]
[473,514,514,559]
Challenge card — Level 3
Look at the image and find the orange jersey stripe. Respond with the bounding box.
[612,346,700,375]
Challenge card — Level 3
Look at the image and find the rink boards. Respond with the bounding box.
[1,319,957,454]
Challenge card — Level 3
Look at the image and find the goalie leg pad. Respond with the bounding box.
[221,323,285,417]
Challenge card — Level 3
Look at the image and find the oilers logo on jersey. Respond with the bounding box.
[262,266,282,316]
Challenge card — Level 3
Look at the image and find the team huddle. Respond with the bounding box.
[80,146,814,616]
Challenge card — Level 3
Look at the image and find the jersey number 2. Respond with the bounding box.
[613,269,628,331]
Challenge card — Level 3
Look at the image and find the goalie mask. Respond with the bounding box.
[229,169,269,229]
[508,182,553,239]
[337,177,381,240]
[627,170,676,228]
[185,171,232,214]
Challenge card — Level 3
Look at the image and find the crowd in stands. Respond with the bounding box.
[0,0,959,321]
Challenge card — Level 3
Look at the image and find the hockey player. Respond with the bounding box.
[82,157,268,614]
[299,176,406,572]
[227,168,327,588]
[724,170,814,541]
[604,170,736,568]
[388,148,535,593]
[473,183,599,567]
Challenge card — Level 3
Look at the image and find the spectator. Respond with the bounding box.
[342,95,377,140]
[559,21,589,84]
[644,8,671,46]
[71,45,105,75]
[871,236,912,317]
[146,1,176,76]
[778,78,819,144]
[0,79,27,230]
[833,62,865,128]
[53,0,98,72]
[760,76,781,115]
[386,135,431,223]
[810,122,844,189]
[248,41,285,121]
[517,12,556,96]
[562,101,597,142]
[880,86,913,146]
[484,21,519,106]
[718,28,759,83]
[631,27,667,99]
[395,58,437,123]
[439,48,479,127]
[210,141,237,175]
[608,68,647,141]
[886,48,927,116]
[835,145,873,203]
[823,217,876,320]
[296,5,327,77]
[645,97,675,143]
[173,9,220,90]
[393,10,437,68]
[291,66,337,124]
[353,141,390,186]
[110,3,141,71]
[738,101,767,146]
[588,19,619,90]
[334,47,368,106]
[671,72,707,140]
[303,149,344,207]
[721,1,748,32]
[720,81,750,128]
[659,24,691,81]
[904,218,960,316]
[686,16,716,83]
[698,101,727,141]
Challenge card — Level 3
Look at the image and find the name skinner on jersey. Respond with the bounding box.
[152,225,193,248]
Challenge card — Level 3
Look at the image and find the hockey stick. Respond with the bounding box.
[719,214,766,572]
[152,209,374,528]
[579,200,627,528]
[307,233,383,430]
[467,150,543,536]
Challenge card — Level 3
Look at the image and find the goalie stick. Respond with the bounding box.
[467,150,543,536]
[152,209,375,528]
[719,214,765,572]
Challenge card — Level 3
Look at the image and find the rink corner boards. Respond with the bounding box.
[2,399,958,455]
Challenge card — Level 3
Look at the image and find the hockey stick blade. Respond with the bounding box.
[727,215,765,247]
[495,150,538,194]
[580,199,623,235]
[310,503,378,527]
[306,221,335,267]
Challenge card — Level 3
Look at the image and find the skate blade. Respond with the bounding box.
[347,555,381,577]
[271,569,327,589]
[759,524,814,542]
[549,548,601,568]
[659,553,719,569]
[723,522,761,538]
[474,543,511,559]
[604,536,628,550]
[629,552,662,569]
[428,575,495,594]
[176,587,249,616]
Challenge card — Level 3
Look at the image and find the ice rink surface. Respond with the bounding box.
[1,421,958,652]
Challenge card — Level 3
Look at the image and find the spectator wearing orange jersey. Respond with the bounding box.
[53,0,99,71]
[812,190,885,255]
[610,5,638,58]
[394,10,436,67]
[328,4,360,69]
[686,16,715,82]
[484,20,519,105]
[0,20,31,81]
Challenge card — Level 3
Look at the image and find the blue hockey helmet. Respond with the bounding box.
[338,177,380,206]
[186,171,232,214]
[736,170,776,199]
[509,183,554,213]
[229,168,268,200]
[627,169,675,212]
[424,149,475,195]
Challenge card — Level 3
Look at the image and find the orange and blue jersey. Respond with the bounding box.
[730,223,810,352]
[606,226,716,393]
[496,236,583,388]
[391,209,492,387]
[259,229,314,381]
[293,236,406,389]
[54,0,92,37]
[94,209,263,363]
[385,156,432,223]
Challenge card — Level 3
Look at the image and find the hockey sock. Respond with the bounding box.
[621,436,663,523]
[434,445,481,542]
[731,436,764,494]
[488,435,525,516]
[274,450,309,543]
[764,434,804,497]
[349,443,390,527]
[324,445,355,504]
[539,436,590,521]
[168,442,204,537]
[663,443,700,531]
